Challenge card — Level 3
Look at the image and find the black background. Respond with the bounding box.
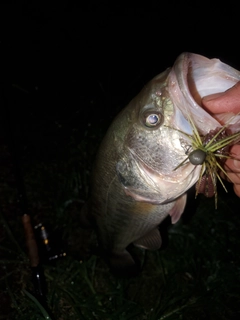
[2,1,240,138]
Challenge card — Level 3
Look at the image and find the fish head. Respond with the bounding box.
[116,69,200,204]
[116,53,240,205]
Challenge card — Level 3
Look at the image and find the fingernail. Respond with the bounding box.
[202,92,225,102]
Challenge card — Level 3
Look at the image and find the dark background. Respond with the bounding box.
[2,1,240,139]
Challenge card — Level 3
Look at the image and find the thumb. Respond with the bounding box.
[202,81,240,114]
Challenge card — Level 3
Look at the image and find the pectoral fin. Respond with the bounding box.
[168,193,187,224]
[133,228,162,250]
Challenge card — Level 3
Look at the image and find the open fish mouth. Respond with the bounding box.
[168,52,240,134]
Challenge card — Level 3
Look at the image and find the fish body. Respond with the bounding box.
[83,53,240,273]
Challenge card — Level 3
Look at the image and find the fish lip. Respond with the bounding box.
[128,147,200,186]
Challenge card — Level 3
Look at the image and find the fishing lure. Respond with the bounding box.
[174,114,240,208]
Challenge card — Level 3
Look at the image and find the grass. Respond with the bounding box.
[1,83,240,320]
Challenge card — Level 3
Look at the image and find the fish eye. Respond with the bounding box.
[189,149,206,165]
[147,114,159,125]
[141,111,163,128]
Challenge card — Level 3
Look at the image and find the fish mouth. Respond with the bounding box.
[168,52,240,135]
[128,148,201,203]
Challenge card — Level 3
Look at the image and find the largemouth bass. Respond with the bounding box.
[82,52,240,275]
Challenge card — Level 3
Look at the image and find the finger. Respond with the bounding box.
[221,171,240,184]
[224,144,240,173]
[219,145,240,185]
[202,81,240,114]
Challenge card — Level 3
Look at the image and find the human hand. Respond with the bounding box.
[202,82,240,197]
